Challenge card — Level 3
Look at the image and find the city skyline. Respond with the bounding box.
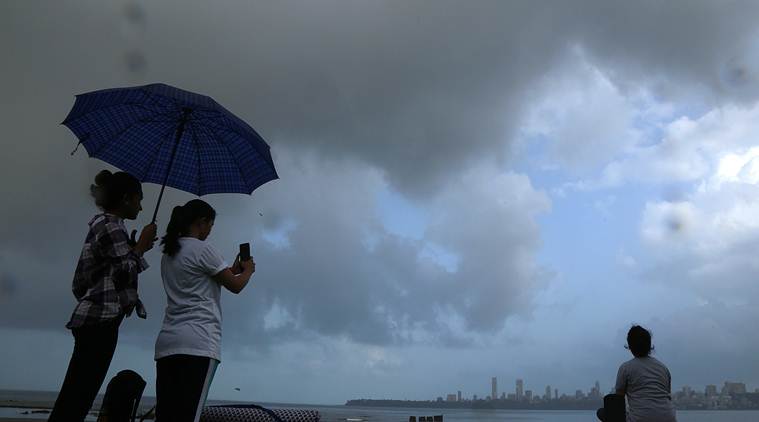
[347,376,759,411]
[438,376,758,403]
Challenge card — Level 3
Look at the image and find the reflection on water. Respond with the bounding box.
[314,406,759,422]
[0,407,97,421]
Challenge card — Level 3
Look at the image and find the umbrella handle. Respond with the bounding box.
[151,182,169,224]
[151,108,192,223]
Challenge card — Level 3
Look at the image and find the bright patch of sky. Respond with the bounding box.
[377,188,427,240]
[261,219,297,250]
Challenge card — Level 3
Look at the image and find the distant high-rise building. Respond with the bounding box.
[722,382,747,395]
[554,388,558,400]
[500,392,506,400]
[525,390,533,402]
[682,386,693,397]
[587,380,601,399]
[457,390,462,401]
[516,379,524,401]
[545,385,551,401]
[473,394,478,401]
[492,377,498,401]
[705,385,717,396]
[507,393,516,400]
[446,394,457,402]
[575,390,584,400]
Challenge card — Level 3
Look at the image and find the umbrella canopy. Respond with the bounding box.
[63,83,278,221]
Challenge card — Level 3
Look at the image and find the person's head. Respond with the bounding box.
[161,199,216,257]
[626,325,654,358]
[90,170,143,220]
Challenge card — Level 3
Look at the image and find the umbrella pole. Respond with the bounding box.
[151,107,192,223]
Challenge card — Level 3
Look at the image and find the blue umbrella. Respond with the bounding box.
[63,83,278,222]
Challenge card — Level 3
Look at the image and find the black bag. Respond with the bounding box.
[97,370,147,422]
[600,393,626,422]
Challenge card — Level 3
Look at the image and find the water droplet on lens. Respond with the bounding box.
[124,2,146,26]
[125,50,147,74]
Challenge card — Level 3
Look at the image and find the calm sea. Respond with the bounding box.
[0,391,757,421]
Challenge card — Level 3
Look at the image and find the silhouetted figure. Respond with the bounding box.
[50,170,156,422]
[597,325,677,422]
[154,200,255,422]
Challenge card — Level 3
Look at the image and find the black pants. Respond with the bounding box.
[156,354,218,422]
[49,317,122,422]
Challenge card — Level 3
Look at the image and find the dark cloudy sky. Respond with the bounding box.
[3,0,759,404]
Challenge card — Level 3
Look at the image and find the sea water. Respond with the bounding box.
[0,391,757,421]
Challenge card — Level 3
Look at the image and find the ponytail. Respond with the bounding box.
[161,199,217,257]
[162,206,187,257]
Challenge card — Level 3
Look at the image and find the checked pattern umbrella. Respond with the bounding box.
[63,83,278,221]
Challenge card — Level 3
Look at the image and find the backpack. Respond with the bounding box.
[97,370,147,422]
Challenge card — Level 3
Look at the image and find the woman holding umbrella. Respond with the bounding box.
[49,170,157,422]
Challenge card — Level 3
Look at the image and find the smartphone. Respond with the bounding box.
[239,242,251,261]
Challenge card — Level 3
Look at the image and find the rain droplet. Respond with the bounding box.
[123,2,146,27]
[665,214,685,234]
[125,50,148,75]
[121,1,147,41]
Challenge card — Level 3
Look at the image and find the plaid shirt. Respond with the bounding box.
[66,214,149,328]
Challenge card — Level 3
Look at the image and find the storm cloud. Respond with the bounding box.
[3,0,759,403]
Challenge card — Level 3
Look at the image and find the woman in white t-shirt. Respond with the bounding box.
[154,199,254,422]
[597,325,677,422]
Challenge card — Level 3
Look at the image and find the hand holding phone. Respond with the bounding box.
[239,242,251,262]
[231,254,242,274]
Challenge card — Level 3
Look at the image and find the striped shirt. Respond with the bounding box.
[66,213,149,328]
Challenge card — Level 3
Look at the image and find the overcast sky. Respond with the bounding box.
[3,0,759,405]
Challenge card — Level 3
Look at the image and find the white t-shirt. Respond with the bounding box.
[616,356,677,422]
[155,237,228,362]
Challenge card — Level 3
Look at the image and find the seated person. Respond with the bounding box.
[598,325,676,422]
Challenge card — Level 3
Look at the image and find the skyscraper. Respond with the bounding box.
[492,377,498,401]
[705,385,717,397]
[545,385,552,401]
[516,379,524,401]
[457,390,462,401]
[722,382,747,395]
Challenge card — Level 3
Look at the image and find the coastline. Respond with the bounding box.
[345,398,759,412]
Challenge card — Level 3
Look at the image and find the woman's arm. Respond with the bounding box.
[130,223,157,256]
[614,365,627,396]
[213,259,255,294]
[97,221,151,273]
